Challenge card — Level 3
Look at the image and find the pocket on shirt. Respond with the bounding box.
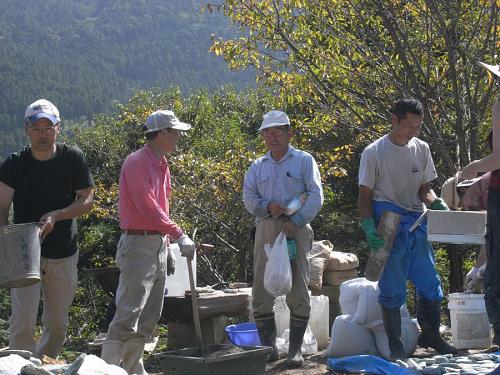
[257,175,270,185]
[257,175,270,196]
[285,171,305,191]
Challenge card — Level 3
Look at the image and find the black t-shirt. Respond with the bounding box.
[0,143,94,259]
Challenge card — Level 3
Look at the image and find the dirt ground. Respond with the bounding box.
[264,351,330,375]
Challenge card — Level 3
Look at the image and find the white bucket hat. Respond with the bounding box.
[25,99,60,125]
[145,110,191,133]
[258,110,290,131]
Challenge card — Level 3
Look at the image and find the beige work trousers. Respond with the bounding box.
[105,234,168,343]
[252,216,313,320]
[9,252,79,359]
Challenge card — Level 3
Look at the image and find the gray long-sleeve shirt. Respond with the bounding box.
[243,146,323,226]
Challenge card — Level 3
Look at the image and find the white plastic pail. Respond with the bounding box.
[165,243,196,296]
[0,223,41,288]
[447,293,491,349]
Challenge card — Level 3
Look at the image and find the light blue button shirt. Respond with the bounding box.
[243,146,323,226]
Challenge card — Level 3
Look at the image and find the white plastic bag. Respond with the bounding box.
[276,325,318,355]
[264,232,292,297]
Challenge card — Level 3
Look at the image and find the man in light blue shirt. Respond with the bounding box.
[243,110,323,368]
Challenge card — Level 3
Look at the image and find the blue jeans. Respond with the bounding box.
[373,201,443,309]
[484,188,500,339]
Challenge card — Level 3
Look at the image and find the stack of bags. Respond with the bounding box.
[323,277,419,360]
[324,249,359,286]
[308,240,359,332]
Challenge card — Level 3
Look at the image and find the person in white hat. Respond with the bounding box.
[460,61,500,348]
[101,110,194,374]
[0,99,95,358]
[243,110,323,368]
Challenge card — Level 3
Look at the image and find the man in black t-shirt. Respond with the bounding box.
[0,99,94,359]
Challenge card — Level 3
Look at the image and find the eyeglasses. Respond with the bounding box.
[28,125,58,134]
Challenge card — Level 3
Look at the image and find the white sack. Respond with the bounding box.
[323,315,379,358]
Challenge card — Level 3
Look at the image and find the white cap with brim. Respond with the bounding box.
[258,110,290,131]
[145,110,191,133]
[478,61,500,78]
[25,99,60,125]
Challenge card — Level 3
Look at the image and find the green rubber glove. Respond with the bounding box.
[430,197,450,211]
[361,218,385,252]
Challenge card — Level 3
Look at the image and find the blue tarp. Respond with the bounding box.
[327,355,415,375]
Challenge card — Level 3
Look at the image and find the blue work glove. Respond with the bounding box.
[361,218,385,252]
[430,197,450,210]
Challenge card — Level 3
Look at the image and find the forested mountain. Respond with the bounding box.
[0,0,253,158]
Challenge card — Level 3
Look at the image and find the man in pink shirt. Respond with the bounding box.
[101,110,195,375]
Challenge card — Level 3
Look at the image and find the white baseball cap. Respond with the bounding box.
[258,110,290,131]
[145,110,191,133]
[25,99,60,125]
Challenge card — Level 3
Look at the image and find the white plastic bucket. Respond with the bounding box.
[0,223,41,288]
[165,243,196,296]
[447,293,491,349]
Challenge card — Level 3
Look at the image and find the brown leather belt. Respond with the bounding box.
[122,229,164,236]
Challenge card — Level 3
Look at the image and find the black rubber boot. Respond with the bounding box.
[381,305,406,361]
[287,317,308,369]
[255,315,279,362]
[417,297,458,355]
[493,323,500,347]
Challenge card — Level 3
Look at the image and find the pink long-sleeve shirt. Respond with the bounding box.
[119,144,183,239]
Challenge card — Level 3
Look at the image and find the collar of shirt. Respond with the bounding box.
[263,145,295,163]
[144,144,169,170]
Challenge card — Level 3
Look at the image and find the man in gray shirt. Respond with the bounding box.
[358,98,457,361]
[243,110,323,368]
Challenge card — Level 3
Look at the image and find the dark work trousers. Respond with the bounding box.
[484,187,500,343]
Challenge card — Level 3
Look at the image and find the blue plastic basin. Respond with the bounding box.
[225,322,261,347]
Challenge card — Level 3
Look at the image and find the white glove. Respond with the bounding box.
[166,247,176,276]
[465,266,480,292]
[177,234,195,259]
